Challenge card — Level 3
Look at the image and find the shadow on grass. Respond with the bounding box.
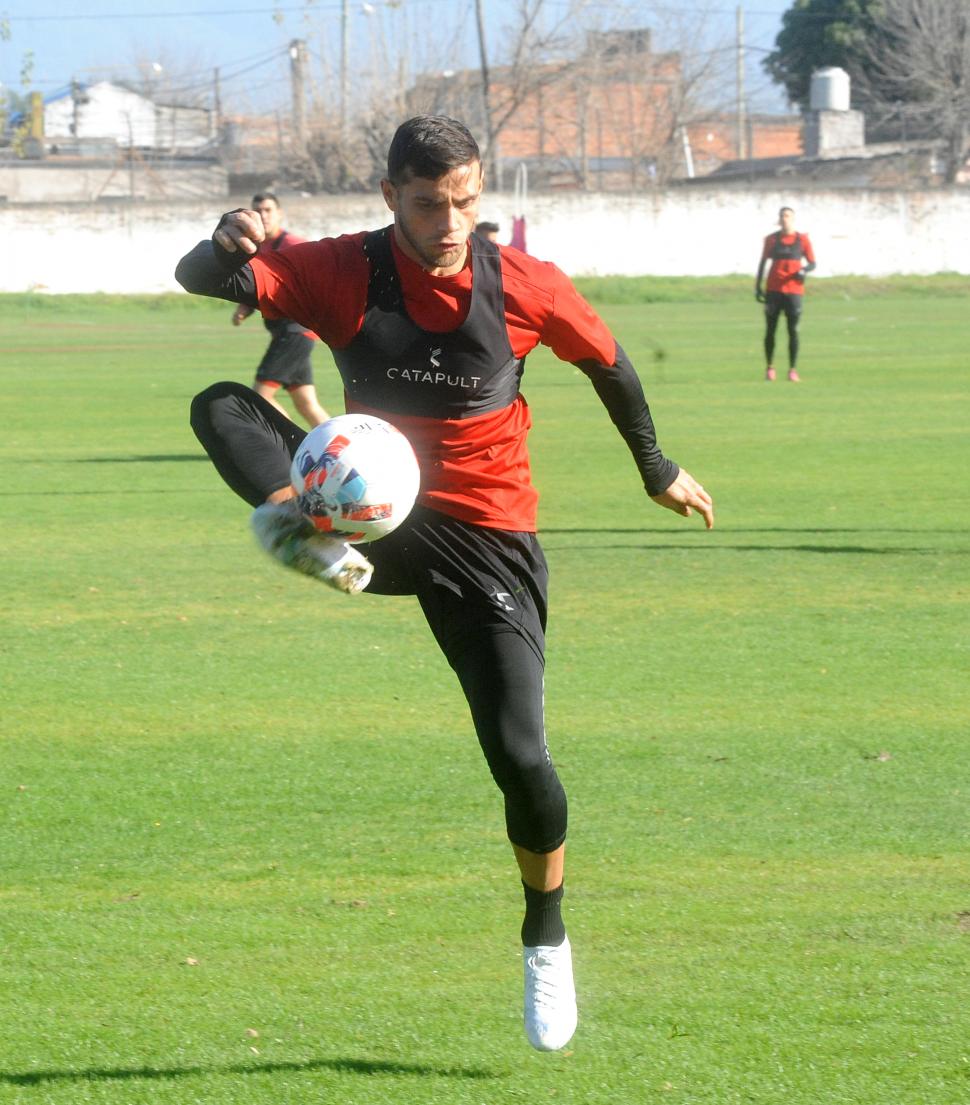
[542,526,968,536]
[545,541,960,556]
[77,454,208,464]
[0,1054,498,1086]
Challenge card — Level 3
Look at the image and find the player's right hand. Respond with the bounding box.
[755,289,765,303]
[213,209,264,255]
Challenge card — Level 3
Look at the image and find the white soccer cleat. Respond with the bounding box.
[251,500,373,595]
[523,936,577,1051]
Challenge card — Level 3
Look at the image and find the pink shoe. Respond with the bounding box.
[787,369,801,382]
[765,367,776,381]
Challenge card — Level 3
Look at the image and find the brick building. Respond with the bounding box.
[410,29,801,189]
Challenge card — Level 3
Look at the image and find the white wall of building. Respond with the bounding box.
[2,188,969,294]
[44,81,214,150]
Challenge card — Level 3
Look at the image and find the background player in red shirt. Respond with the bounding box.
[176,115,713,1053]
[231,192,330,426]
[755,206,816,382]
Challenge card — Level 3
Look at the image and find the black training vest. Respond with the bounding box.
[770,231,804,262]
[331,227,524,420]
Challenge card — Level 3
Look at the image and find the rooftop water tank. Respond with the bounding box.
[810,67,851,112]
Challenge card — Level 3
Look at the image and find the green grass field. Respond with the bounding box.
[1,285,967,1104]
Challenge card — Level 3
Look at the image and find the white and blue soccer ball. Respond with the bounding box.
[290,414,420,543]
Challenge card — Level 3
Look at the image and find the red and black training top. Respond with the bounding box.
[762,231,816,295]
[250,230,623,531]
[175,227,678,531]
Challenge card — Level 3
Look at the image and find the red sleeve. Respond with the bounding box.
[761,234,774,261]
[251,233,368,347]
[499,249,616,364]
[801,234,815,264]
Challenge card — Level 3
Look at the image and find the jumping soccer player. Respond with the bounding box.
[755,205,816,382]
[231,192,330,426]
[175,115,714,1053]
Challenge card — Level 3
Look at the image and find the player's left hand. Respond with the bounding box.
[650,469,714,529]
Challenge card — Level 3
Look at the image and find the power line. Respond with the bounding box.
[3,0,454,23]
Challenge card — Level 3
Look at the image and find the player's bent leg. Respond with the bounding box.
[190,381,305,507]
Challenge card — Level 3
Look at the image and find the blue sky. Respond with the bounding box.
[1,0,794,113]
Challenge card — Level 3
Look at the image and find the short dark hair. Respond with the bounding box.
[252,191,280,207]
[779,205,794,216]
[476,221,499,234]
[386,116,481,185]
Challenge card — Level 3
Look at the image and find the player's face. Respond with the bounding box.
[382,161,483,276]
[779,208,795,234]
[255,200,283,239]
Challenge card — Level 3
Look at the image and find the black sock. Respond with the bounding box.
[521,881,566,947]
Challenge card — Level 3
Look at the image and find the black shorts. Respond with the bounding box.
[255,327,315,389]
[364,504,548,666]
[764,290,804,325]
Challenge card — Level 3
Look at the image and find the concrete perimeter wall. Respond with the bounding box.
[3,187,969,294]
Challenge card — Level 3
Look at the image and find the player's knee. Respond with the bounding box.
[190,381,246,432]
[504,765,568,853]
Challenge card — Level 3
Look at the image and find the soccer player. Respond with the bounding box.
[475,220,500,242]
[231,192,330,426]
[175,115,714,1052]
[755,206,816,382]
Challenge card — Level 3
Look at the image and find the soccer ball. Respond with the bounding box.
[290,414,420,543]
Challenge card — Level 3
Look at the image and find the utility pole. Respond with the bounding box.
[736,5,748,160]
[213,66,222,143]
[340,0,349,141]
[289,38,309,154]
[473,0,499,188]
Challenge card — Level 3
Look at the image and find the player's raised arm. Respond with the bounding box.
[175,209,265,305]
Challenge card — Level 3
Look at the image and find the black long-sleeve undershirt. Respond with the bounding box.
[175,240,679,496]
[175,239,258,306]
[574,346,678,496]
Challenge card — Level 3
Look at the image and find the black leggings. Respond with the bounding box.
[764,291,803,368]
[190,381,567,854]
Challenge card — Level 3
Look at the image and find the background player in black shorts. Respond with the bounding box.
[232,193,330,425]
[176,116,714,1053]
[755,206,816,382]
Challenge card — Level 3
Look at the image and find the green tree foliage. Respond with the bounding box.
[762,0,879,110]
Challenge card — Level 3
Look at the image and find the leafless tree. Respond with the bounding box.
[860,0,970,183]
[112,48,217,109]
[512,3,735,189]
[472,0,590,187]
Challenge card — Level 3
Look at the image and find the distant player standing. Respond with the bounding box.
[232,192,330,425]
[755,206,816,382]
